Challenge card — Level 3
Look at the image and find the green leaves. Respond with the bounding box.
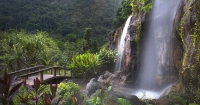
[117,98,131,105]
[0,72,24,105]
[0,30,60,70]
[86,92,101,105]
[86,86,112,105]
[114,0,132,28]
[138,0,152,13]
[98,48,117,64]
[174,96,198,105]
[174,96,187,105]
[57,82,80,105]
[69,52,100,78]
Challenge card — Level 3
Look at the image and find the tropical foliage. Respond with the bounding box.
[57,82,80,105]
[0,0,121,45]
[98,48,117,64]
[0,30,60,71]
[13,78,81,105]
[98,48,117,71]
[118,98,131,105]
[114,0,132,28]
[69,52,100,78]
[174,96,198,105]
[86,86,112,105]
[0,72,24,105]
[137,0,153,13]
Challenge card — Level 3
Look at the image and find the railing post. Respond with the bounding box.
[58,69,60,75]
[25,76,28,79]
[39,71,43,82]
[64,68,66,76]
[23,77,26,85]
[50,69,52,74]
[53,68,56,77]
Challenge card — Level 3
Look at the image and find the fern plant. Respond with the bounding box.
[117,98,131,105]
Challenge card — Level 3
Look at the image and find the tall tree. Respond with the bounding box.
[83,28,93,52]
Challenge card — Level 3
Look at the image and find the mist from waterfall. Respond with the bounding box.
[134,0,180,99]
[115,16,132,71]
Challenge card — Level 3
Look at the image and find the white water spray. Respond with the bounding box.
[115,16,132,71]
[134,0,180,99]
[117,0,181,99]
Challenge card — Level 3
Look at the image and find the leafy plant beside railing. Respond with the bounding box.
[69,52,100,78]
[0,72,24,105]
[13,77,65,105]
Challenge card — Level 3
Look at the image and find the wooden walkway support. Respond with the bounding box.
[8,65,71,85]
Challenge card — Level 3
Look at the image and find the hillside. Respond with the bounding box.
[0,0,121,44]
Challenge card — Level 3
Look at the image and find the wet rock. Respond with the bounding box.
[108,28,122,51]
[104,87,145,105]
[97,75,104,83]
[103,70,112,79]
[86,78,99,96]
[97,71,114,85]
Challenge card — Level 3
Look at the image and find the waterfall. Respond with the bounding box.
[115,16,132,71]
[135,0,180,98]
[133,0,181,99]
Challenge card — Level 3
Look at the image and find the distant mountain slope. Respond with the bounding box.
[0,0,121,44]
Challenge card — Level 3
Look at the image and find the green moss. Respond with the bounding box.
[114,31,118,42]
[179,19,186,46]
[135,23,141,62]
[194,1,200,65]
[180,1,200,73]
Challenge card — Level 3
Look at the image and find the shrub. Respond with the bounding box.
[98,48,117,72]
[13,78,64,105]
[69,52,100,78]
[98,48,117,64]
[0,31,60,70]
[57,82,80,105]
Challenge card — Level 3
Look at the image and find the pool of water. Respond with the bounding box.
[117,84,174,99]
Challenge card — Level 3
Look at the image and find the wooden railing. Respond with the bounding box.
[8,65,46,76]
[8,65,71,83]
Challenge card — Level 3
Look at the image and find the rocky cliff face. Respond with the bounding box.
[109,0,200,94]
[174,0,200,94]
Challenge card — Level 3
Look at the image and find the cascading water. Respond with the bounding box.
[115,16,132,71]
[117,0,181,99]
[134,0,181,99]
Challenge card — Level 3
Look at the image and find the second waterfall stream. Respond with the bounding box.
[115,16,132,72]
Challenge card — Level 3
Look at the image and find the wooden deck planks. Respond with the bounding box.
[25,74,68,85]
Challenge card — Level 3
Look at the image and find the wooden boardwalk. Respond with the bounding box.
[8,65,71,86]
[26,74,69,85]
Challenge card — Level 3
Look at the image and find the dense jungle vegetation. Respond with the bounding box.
[0,0,136,104]
[0,0,132,72]
[2,0,200,104]
[0,0,122,45]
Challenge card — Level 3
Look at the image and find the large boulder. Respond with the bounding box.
[104,87,146,105]
[86,78,100,96]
